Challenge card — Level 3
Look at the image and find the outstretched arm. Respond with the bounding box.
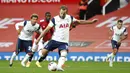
[69,19,98,30]
[109,29,113,40]
[75,19,98,25]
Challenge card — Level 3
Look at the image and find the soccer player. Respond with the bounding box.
[106,20,128,67]
[35,12,78,68]
[35,5,97,71]
[26,12,53,67]
[9,14,42,67]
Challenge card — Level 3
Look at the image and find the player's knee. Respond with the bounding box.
[38,49,43,57]
[38,49,48,57]
[32,48,36,52]
[60,51,67,57]
[14,50,19,55]
[15,52,18,55]
[113,52,116,55]
[32,44,38,52]
[27,52,33,56]
[42,49,49,55]
[115,50,118,54]
[113,49,117,55]
[14,51,18,55]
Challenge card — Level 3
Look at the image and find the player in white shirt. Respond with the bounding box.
[26,12,53,67]
[106,20,128,67]
[9,14,42,67]
[35,5,97,71]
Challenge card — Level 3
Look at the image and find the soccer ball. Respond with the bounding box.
[48,62,57,71]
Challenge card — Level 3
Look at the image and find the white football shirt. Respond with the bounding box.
[15,21,41,40]
[110,25,128,42]
[48,14,77,43]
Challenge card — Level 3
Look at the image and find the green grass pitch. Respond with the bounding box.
[0,60,130,73]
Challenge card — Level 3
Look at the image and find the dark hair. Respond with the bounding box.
[60,5,68,10]
[45,12,51,16]
[117,20,123,23]
[31,13,38,19]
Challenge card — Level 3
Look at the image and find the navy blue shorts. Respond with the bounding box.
[111,40,121,49]
[44,40,69,51]
[16,38,32,54]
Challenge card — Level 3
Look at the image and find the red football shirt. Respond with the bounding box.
[35,19,54,42]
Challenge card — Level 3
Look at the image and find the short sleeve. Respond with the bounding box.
[110,26,113,30]
[15,21,24,30]
[48,18,55,27]
[73,17,77,22]
[70,16,77,22]
[48,21,54,27]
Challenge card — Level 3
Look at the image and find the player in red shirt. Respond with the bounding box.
[26,12,53,67]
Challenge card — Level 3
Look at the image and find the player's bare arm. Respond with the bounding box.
[36,26,52,44]
[76,19,98,25]
[69,19,98,30]
[109,29,113,40]
[120,28,128,42]
[17,29,21,35]
[120,34,128,41]
[15,22,24,35]
[15,24,21,35]
[118,34,128,44]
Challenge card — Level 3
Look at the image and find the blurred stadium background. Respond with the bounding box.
[0,0,130,62]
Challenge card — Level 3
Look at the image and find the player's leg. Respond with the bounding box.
[27,39,38,66]
[35,49,49,67]
[36,41,48,64]
[108,48,118,67]
[57,50,67,71]
[57,43,68,71]
[109,40,120,60]
[35,41,47,67]
[109,42,120,67]
[28,39,44,63]
[111,48,118,61]
[21,40,33,67]
[9,38,22,67]
[106,40,116,61]
[106,40,120,67]
[36,51,48,63]
[36,40,56,67]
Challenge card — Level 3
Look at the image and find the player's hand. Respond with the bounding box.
[109,36,112,40]
[92,19,98,23]
[17,29,21,35]
[35,40,39,45]
[35,39,40,45]
[117,40,121,44]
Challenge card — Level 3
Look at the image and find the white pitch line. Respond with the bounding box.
[95,40,109,48]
